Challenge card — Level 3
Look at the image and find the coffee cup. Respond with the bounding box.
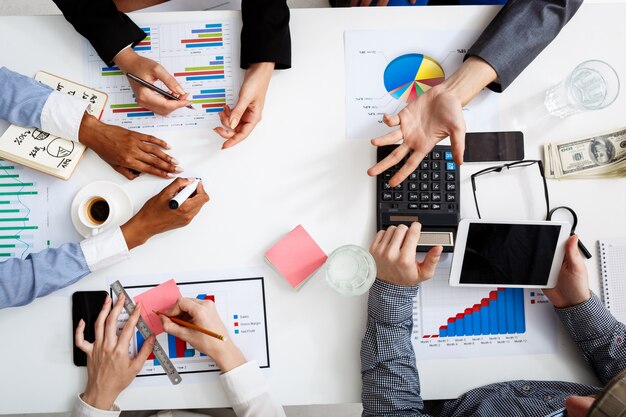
[77,195,114,235]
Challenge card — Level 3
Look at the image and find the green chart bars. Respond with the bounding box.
[0,160,41,258]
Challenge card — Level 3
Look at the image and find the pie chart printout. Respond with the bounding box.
[383,53,445,103]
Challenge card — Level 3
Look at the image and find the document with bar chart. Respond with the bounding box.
[84,20,240,131]
[412,255,557,360]
[113,273,268,381]
[0,159,51,259]
[344,30,499,140]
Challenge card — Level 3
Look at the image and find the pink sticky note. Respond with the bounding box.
[265,225,327,289]
[134,279,181,335]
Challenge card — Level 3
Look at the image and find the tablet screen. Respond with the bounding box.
[459,223,562,286]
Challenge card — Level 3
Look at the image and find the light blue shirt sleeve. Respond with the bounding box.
[0,243,90,309]
[0,66,53,128]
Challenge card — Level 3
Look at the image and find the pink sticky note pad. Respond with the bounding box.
[134,279,181,335]
[265,225,328,289]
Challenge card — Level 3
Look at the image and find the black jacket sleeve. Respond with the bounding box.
[467,0,583,92]
[53,0,146,66]
[241,0,291,70]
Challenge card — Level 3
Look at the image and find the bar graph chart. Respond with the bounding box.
[0,159,49,259]
[84,20,238,130]
[116,274,268,379]
[412,254,557,360]
[181,23,224,48]
[426,288,526,338]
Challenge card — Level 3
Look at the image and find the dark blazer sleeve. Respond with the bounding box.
[241,0,291,70]
[467,0,583,92]
[52,0,146,66]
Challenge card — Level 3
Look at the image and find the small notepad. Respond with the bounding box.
[134,279,182,335]
[265,225,328,290]
[599,238,626,323]
[0,71,107,180]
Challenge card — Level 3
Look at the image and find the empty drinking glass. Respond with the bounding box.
[544,60,620,118]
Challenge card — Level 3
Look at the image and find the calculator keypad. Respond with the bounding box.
[378,146,459,212]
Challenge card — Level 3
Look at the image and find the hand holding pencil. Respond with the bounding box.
[160,297,247,372]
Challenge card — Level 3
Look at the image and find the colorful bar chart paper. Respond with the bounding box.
[182,23,224,48]
[383,53,445,103]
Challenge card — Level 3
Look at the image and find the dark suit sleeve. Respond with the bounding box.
[466,0,583,92]
[52,0,146,66]
[241,0,291,70]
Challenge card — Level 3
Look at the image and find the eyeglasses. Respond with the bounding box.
[470,160,550,220]
[470,159,591,259]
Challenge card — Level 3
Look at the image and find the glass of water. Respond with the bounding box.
[324,245,377,296]
[544,60,620,118]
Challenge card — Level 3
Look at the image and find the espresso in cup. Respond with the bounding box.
[86,197,110,225]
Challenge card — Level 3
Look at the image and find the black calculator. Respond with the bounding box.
[376,144,460,252]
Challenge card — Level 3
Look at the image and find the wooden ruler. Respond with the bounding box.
[110,280,182,385]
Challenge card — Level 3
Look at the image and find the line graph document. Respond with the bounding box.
[83,19,241,131]
[344,30,500,141]
[412,254,557,360]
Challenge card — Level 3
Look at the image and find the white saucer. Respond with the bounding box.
[71,181,134,238]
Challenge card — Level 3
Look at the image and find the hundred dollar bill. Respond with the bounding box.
[544,127,626,178]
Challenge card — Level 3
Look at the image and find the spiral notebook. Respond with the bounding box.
[599,238,626,323]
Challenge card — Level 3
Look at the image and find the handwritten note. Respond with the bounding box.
[0,71,107,179]
[134,279,182,335]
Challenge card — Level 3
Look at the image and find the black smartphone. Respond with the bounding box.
[464,131,524,162]
[72,290,108,366]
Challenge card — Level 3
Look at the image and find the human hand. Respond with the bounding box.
[113,48,191,116]
[370,222,443,286]
[214,62,274,149]
[349,0,416,5]
[78,113,182,180]
[120,178,209,249]
[543,235,591,309]
[161,298,247,372]
[367,86,465,187]
[76,294,155,410]
[367,56,497,187]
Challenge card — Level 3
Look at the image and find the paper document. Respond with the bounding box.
[114,270,269,381]
[412,254,558,360]
[84,19,241,131]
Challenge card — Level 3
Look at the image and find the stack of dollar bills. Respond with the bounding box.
[544,127,626,179]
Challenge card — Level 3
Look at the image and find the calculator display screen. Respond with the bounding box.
[459,223,561,286]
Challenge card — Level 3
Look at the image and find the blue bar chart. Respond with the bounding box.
[434,288,525,338]
[412,254,558,360]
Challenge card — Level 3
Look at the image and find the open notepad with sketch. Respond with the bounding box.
[599,238,626,323]
[0,71,107,180]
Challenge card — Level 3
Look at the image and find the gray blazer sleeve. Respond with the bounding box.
[466,0,583,92]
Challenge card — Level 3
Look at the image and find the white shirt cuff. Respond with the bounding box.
[218,360,269,406]
[40,91,89,142]
[80,227,130,272]
[72,394,120,417]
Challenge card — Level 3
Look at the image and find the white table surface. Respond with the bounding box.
[1,3,626,414]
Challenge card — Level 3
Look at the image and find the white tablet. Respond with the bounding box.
[449,219,571,288]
